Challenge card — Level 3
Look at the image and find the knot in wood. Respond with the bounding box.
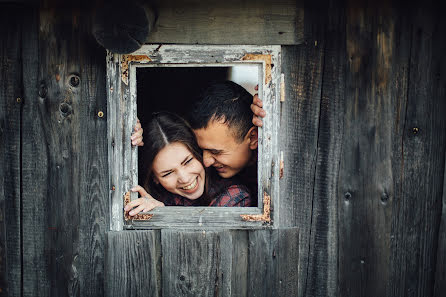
[69,75,80,87]
[38,83,47,98]
[344,192,351,201]
[59,102,72,117]
[380,192,389,204]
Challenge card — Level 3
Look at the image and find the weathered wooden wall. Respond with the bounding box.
[1,1,445,297]
[1,4,109,296]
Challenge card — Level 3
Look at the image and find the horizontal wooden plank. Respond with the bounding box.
[127,206,266,229]
[106,231,161,297]
[146,0,304,45]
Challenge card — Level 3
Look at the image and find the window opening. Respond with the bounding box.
[107,45,281,230]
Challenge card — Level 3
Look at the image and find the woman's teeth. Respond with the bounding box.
[182,178,197,190]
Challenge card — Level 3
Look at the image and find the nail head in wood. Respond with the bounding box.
[98,111,104,118]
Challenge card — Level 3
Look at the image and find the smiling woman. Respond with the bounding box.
[124,112,252,217]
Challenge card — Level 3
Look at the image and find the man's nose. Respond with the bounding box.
[203,151,215,167]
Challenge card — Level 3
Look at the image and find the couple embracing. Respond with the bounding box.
[125,80,266,216]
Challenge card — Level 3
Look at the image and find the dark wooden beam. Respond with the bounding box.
[93,1,156,54]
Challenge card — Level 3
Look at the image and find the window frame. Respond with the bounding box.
[107,45,281,230]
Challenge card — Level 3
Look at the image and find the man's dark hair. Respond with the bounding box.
[188,81,254,142]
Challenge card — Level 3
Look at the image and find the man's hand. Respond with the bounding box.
[250,85,266,127]
[124,185,164,216]
[131,118,144,146]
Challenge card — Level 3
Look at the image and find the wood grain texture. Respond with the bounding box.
[0,5,22,296]
[21,6,50,296]
[161,229,233,297]
[434,150,446,296]
[305,5,345,296]
[77,16,109,297]
[273,228,300,296]
[146,0,304,45]
[160,228,298,297]
[106,231,161,297]
[339,3,412,297]
[279,4,325,297]
[388,7,446,297]
[20,6,110,297]
[248,228,299,297]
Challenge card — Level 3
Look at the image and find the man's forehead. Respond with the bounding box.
[193,120,238,149]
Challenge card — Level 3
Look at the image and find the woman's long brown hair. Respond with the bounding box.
[142,111,211,205]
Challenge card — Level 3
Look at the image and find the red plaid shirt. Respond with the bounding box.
[157,177,252,207]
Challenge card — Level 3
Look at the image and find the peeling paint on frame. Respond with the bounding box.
[240,192,271,223]
[242,53,272,85]
[121,54,152,85]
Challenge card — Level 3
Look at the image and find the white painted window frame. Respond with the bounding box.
[107,45,281,230]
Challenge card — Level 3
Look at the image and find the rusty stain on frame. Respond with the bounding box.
[121,54,152,85]
[241,192,271,222]
[123,191,153,221]
[241,53,272,85]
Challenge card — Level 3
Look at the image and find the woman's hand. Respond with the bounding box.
[250,85,266,127]
[124,185,164,216]
[131,118,144,146]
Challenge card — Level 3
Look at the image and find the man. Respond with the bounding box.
[187,81,258,199]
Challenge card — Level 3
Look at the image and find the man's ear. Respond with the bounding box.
[247,126,258,150]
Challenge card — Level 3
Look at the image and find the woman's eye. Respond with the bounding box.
[161,172,172,177]
[185,157,193,164]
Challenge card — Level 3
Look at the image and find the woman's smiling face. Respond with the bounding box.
[152,142,205,200]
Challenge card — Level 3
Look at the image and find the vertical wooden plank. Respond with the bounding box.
[161,229,236,297]
[77,12,109,297]
[247,228,299,297]
[0,4,22,296]
[272,228,299,296]
[279,1,325,296]
[228,231,249,297]
[247,230,274,297]
[339,3,412,296]
[106,231,161,297]
[21,6,110,297]
[389,6,446,297]
[21,6,50,297]
[434,153,446,297]
[305,4,345,296]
